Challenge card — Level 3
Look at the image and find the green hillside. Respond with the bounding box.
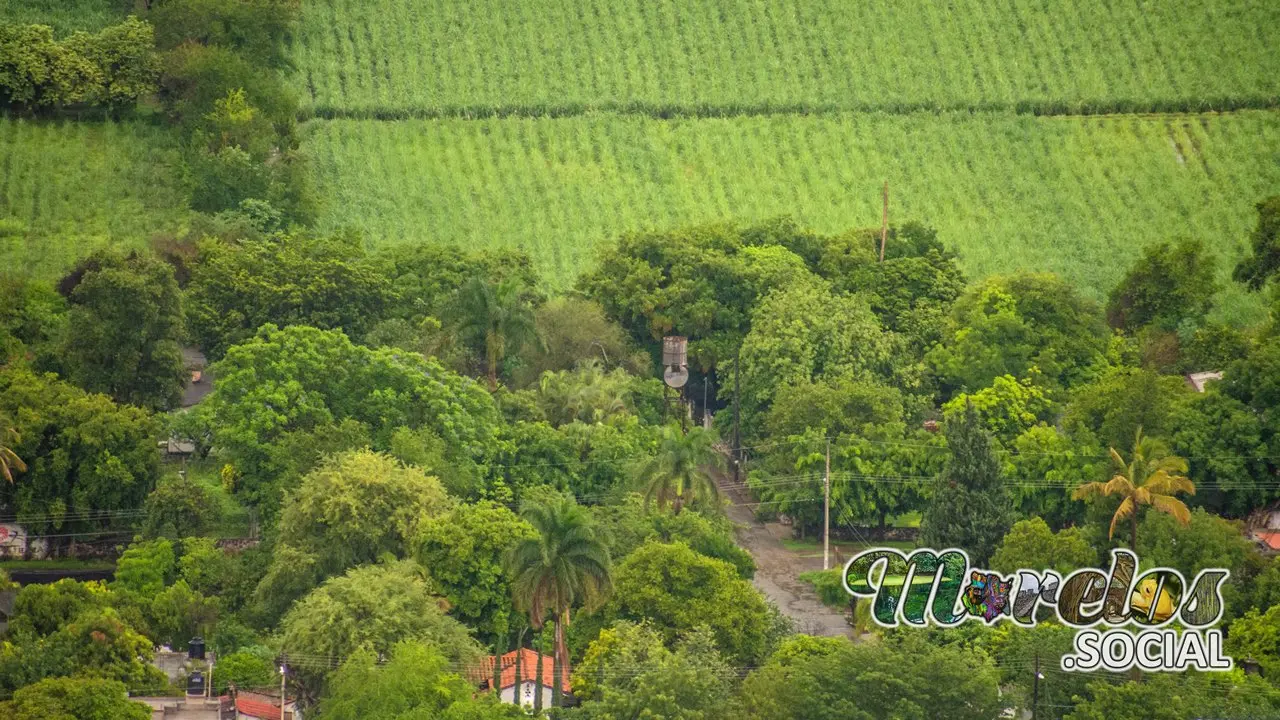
[290,0,1280,117]
[305,110,1280,319]
[0,118,190,279]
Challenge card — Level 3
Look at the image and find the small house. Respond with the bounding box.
[474,648,571,708]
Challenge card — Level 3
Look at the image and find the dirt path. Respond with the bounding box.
[719,472,852,638]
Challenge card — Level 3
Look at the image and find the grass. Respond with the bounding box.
[289,0,1280,117]
[0,0,129,34]
[304,110,1280,321]
[0,117,191,280]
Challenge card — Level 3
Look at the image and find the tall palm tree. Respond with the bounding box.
[636,425,725,515]
[1072,427,1194,551]
[0,422,25,484]
[506,496,612,709]
[450,277,539,390]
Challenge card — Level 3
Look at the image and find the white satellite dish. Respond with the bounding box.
[663,365,689,388]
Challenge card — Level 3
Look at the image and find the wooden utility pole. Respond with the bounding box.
[280,661,286,720]
[823,437,831,570]
[879,181,889,262]
[1031,652,1040,720]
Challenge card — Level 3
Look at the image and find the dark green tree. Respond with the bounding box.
[0,677,151,720]
[919,402,1013,565]
[1233,196,1280,290]
[636,425,724,515]
[448,276,541,389]
[59,250,186,411]
[1106,238,1219,330]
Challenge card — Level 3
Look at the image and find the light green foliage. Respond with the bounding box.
[0,18,159,110]
[604,540,774,665]
[254,450,451,620]
[0,275,64,364]
[570,623,733,719]
[985,623,1088,720]
[185,233,391,359]
[635,425,724,515]
[320,641,523,720]
[0,118,189,280]
[416,501,537,641]
[990,518,1096,575]
[589,495,751,575]
[8,579,113,639]
[113,538,176,600]
[943,375,1056,447]
[1228,605,1280,679]
[739,283,894,439]
[291,0,1279,115]
[1138,508,1256,616]
[306,113,1280,311]
[142,477,219,540]
[920,403,1013,566]
[0,677,151,720]
[764,375,904,441]
[201,324,500,510]
[149,579,219,649]
[535,361,639,427]
[0,368,160,535]
[1008,425,1104,527]
[177,537,235,598]
[278,562,482,702]
[929,273,1109,394]
[59,249,186,410]
[1106,238,1220,331]
[1,1,128,34]
[738,635,1001,720]
[210,649,276,694]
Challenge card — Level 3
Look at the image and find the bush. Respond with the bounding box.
[0,18,159,112]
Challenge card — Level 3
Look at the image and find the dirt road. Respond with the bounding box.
[719,474,852,638]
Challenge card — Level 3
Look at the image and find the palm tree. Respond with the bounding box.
[506,496,612,709]
[1072,427,1194,551]
[636,425,725,515]
[0,422,25,484]
[450,277,539,390]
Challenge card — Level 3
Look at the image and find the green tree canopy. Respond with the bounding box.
[278,562,483,704]
[0,677,151,720]
[990,518,1096,575]
[920,403,1013,565]
[1233,195,1280,291]
[1106,238,1219,331]
[57,249,186,411]
[447,276,541,389]
[602,540,776,665]
[516,297,650,386]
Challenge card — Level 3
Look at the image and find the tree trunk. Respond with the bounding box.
[533,628,544,712]
[492,634,505,700]
[1131,513,1139,552]
[552,613,564,707]
[513,630,524,707]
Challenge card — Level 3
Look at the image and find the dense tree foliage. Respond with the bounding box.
[0,677,151,720]
[990,518,1096,575]
[1106,238,1219,331]
[1234,196,1280,291]
[920,403,1012,565]
[0,18,159,112]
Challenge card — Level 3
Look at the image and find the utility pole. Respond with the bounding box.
[879,181,889,262]
[1031,652,1040,720]
[823,436,831,571]
[280,660,287,720]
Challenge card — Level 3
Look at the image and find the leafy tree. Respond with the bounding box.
[1106,238,1219,330]
[737,635,1001,720]
[0,18,160,111]
[0,276,64,365]
[1228,605,1280,679]
[569,623,733,719]
[211,649,276,694]
[535,361,638,427]
[928,273,1109,394]
[185,232,390,359]
[149,580,219,649]
[604,540,776,665]
[737,282,895,439]
[516,297,650,386]
[201,325,500,511]
[1063,366,1190,452]
[1066,673,1280,720]
[1008,424,1105,529]
[636,425,724,515]
[253,450,450,621]
[376,244,539,326]
[985,623,1092,720]
[416,501,537,643]
[1168,388,1273,515]
[1139,508,1257,619]
[0,368,160,544]
[177,537,236,598]
[1072,429,1194,551]
[507,496,613,708]
[763,375,904,442]
[0,608,168,697]
[278,562,483,704]
[920,403,1013,565]
[990,518,1096,575]
[149,0,299,68]
[448,276,541,389]
[319,641,523,720]
[1234,196,1280,290]
[141,476,218,539]
[8,579,114,639]
[56,249,186,410]
[943,374,1056,447]
[0,677,150,720]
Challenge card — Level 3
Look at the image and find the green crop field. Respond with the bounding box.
[0,118,190,279]
[305,110,1280,321]
[1,0,128,33]
[290,0,1280,117]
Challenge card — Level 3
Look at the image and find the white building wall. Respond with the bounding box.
[498,681,554,708]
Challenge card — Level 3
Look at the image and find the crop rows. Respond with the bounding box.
[2,0,127,34]
[290,0,1280,118]
[304,110,1280,321]
[0,118,190,279]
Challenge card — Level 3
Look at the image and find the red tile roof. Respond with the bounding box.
[1258,531,1280,551]
[235,691,292,719]
[472,648,570,693]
